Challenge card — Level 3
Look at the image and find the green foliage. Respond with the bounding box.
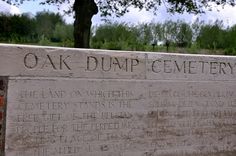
[35,11,64,39]
[91,20,236,55]
[4,0,236,49]
[162,20,177,42]
[175,20,193,47]
[96,0,236,17]
[38,35,51,46]
[91,21,194,51]
[0,11,73,47]
[226,25,236,49]
[0,13,36,43]
[5,0,236,16]
[138,23,153,45]
[224,48,236,55]
[53,24,73,41]
[1,10,236,55]
[91,22,143,50]
[224,25,236,55]
[197,20,226,49]
[53,23,74,46]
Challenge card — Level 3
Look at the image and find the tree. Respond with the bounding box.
[138,23,153,45]
[73,0,98,48]
[191,18,204,43]
[53,23,73,42]
[227,25,236,49]
[91,22,140,50]
[35,11,64,39]
[176,20,193,47]
[0,13,36,42]
[3,0,236,48]
[197,20,225,49]
[150,22,163,44]
[162,20,177,43]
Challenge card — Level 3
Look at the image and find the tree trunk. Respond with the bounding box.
[73,0,98,48]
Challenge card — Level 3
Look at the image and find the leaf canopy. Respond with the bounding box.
[4,0,236,16]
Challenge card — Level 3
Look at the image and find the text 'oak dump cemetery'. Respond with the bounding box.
[0,44,235,156]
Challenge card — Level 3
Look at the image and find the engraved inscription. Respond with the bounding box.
[23,53,140,73]
[86,56,139,72]
[24,53,71,70]
[5,78,236,156]
[151,59,236,75]
[21,51,236,79]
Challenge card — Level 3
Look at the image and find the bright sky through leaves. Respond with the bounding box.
[0,0,236,27]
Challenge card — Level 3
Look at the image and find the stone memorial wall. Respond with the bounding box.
[0,77,7,156]
[0,44,235,156]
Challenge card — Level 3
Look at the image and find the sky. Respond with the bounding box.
[1,0,236,27]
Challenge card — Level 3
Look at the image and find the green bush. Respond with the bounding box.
[38,35,51,46]
[224,48,236,55]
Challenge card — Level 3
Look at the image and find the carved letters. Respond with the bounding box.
[5,79,236,156]
[24,53,71,70]
[23,53,236,77]
[1,45,236,156]
[151,59,236,75]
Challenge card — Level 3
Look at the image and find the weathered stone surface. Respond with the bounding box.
[1,44,236,81]
[0,44,236,156]
[147,53,236,81]
[5,77,236,156]
[0,44,145,79]
[0,77,7,156]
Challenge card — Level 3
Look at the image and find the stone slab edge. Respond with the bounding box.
[0,44,236,81]
[0,77,7,156]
